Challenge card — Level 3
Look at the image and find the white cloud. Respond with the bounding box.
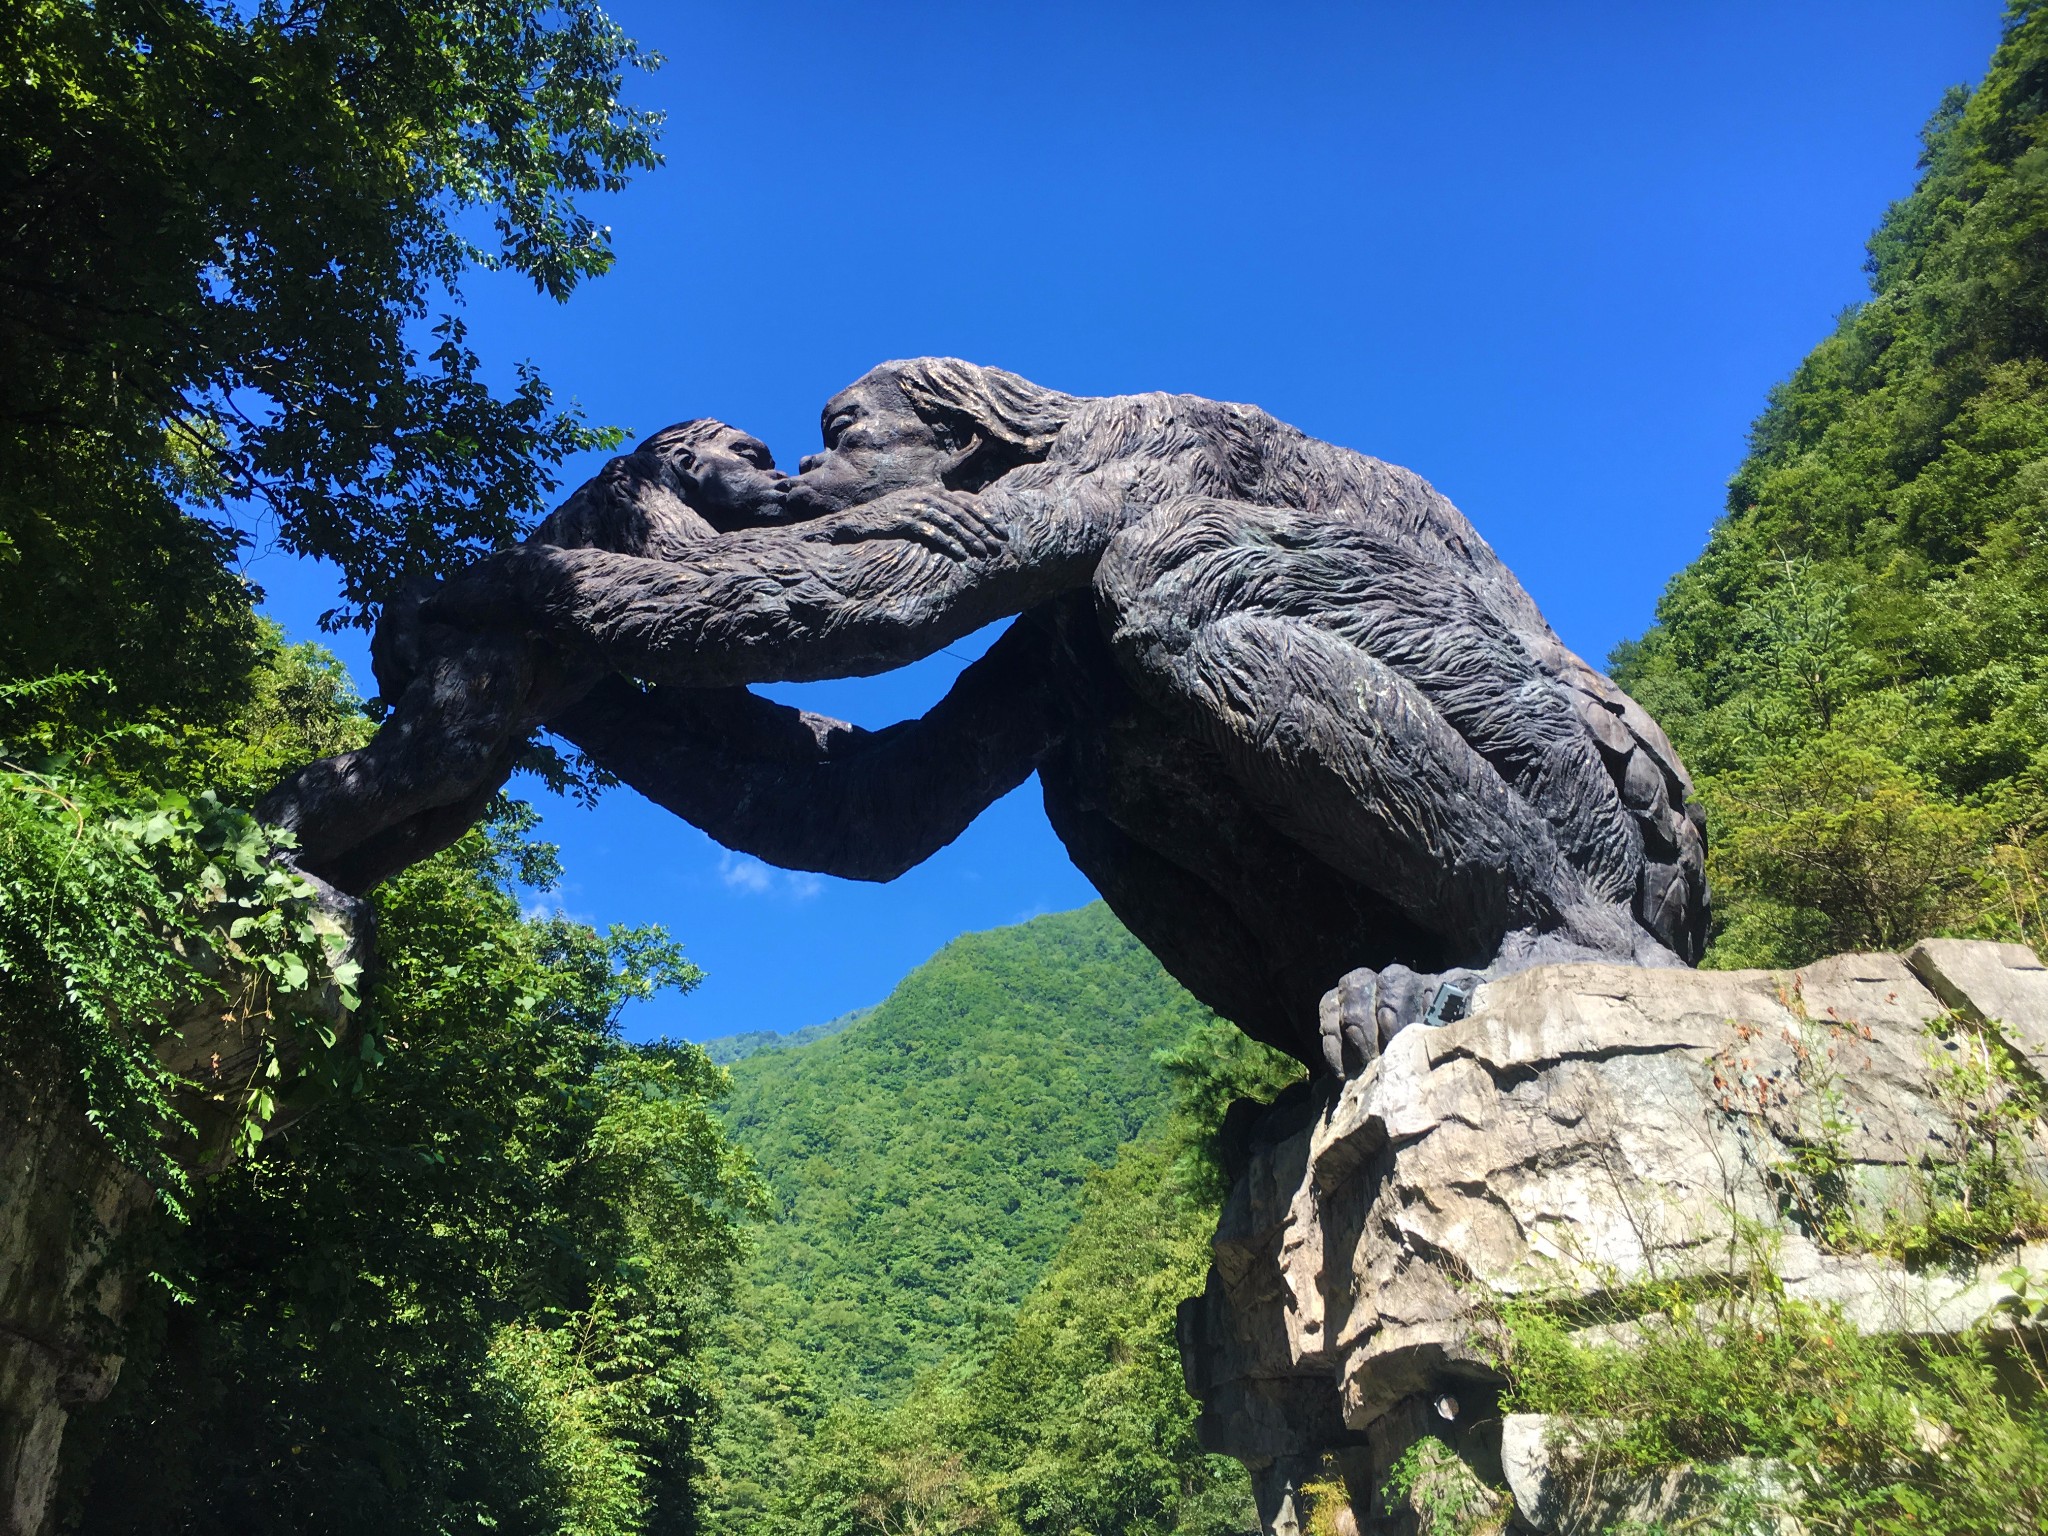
[719,853,777,895]
[718,853,823,901]
[522,894,595,925]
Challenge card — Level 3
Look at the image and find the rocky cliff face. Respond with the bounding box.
[0,1046,150,1536]
[1179,941,2048,1534]
[0,897,363,1536]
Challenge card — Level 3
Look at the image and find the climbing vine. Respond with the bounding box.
[0,713,353,1205]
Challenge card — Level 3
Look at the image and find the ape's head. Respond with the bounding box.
[531,419,797,559]
[784,358,1081,517]
[633,419,794,531]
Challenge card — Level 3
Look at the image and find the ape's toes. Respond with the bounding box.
[1317,964,1485,1077]
[1318,967,1379,1076]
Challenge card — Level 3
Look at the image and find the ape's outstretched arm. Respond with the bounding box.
[259,625,594,894]
[548,613,1075,882]
[424,482,1118,689]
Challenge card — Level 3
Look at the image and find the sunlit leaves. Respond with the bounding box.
[2,0,661,645]
[0,730,350,1199]
[1611,7,2048,968]
[75,815,761,1534]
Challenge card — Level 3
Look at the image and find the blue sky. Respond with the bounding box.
[250,0,2003,1041]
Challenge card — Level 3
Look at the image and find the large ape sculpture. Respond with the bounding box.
[267,360,1707,1073]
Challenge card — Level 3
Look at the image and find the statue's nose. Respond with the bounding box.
[798,452,824,474]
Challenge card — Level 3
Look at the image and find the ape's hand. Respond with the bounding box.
[828,488,1009,562]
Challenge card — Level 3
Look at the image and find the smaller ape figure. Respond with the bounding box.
[261,419,999,893]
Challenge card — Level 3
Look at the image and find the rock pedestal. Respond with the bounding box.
[1178,941,2048,1534]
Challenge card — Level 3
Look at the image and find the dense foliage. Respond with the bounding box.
[61,794,762,1535]
[712,907,1216,1404]
[700,1008,870,1067]
[1615,1,2048,966]
[0,731,349,1195]
[700,949,1302,1536]
[1,0,657,665]
[0,10,776,1529]
[752,1128,1252,1536]
[1490,1218,2048,1534]
[0,633,761,1535]
[699,909,1253,1536]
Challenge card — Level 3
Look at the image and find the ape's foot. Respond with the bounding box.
[1316,963,1484,1077]
[1316,908,1687,1075]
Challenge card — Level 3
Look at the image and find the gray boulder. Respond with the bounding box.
[1179,940,2048,1534]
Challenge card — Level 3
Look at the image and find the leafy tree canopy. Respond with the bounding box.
[0,8,784,1532]
[706,1004,1301,1536]
[46,638,762,1535]
[1,0,660,740]
[695,909,1303,1536]
[1615,0,2048,965]
[711,906,1216,1405]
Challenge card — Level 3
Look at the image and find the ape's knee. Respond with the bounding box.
[1093,497,1263,625]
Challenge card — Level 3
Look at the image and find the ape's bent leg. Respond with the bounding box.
[1162,610,1585,952]
[1096,503,1611,963]
[547,615,1074,883]
[1100,499,1646,899]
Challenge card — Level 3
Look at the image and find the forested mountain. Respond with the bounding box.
[716,906,1210,1398]
[701,1008,871,1066]
[1615,3,2048,968]
[696,907,1299,1536]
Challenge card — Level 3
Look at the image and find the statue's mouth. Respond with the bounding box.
[780,477,850,518]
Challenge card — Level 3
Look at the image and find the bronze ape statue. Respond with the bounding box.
[262,416,1001,894]
[265,360,1707,1074]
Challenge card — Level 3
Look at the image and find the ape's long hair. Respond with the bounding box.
[531,418,737,556]
[881,357,1085,490]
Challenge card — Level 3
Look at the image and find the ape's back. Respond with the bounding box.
[1035,389,1711,964]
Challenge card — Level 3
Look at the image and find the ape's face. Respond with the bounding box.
[641,423,794,530]
[784,372,952,516]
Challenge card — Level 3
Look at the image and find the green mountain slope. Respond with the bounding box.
[1615,6,2048,966]
[699,905,1299,1536]
[701,1006,873,1065]
[715,904,1213,1399]
[754,1124,1270,1536]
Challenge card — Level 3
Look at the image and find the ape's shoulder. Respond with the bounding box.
[1048,391,1275,479]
